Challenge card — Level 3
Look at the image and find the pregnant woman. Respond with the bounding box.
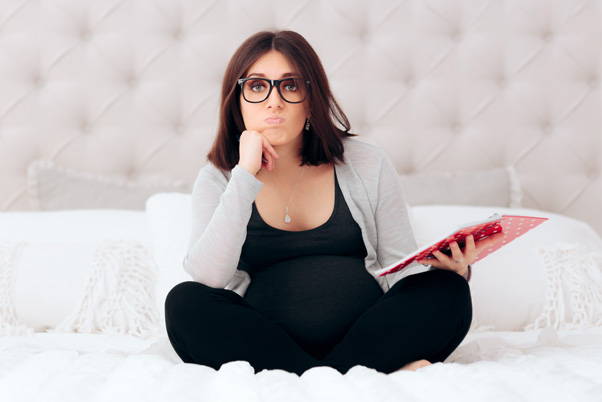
[164,29,501,375]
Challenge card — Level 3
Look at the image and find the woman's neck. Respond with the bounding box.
[257,157,307,184]
[259,138,306,180]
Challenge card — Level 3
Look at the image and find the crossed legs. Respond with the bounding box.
[165,268,472,375]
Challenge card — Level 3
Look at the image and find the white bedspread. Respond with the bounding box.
[1,326,602,402]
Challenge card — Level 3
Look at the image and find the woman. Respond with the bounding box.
[164,30,503,376]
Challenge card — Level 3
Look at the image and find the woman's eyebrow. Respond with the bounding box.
[247,72,297,78]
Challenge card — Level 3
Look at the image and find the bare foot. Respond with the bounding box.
[395,359,432,372]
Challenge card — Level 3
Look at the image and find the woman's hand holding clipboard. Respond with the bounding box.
[375,213,549,277]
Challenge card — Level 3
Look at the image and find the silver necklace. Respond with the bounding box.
[272,165,307,224]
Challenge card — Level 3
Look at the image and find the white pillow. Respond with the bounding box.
[0,210,161,338]
[409,205,602,331]
[27,159,189,211]
[145,194,193,333]
[400,166,523,208]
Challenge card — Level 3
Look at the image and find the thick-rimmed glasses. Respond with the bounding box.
[237,77,310,104]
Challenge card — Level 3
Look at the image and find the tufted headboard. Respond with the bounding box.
[1,0,601,236]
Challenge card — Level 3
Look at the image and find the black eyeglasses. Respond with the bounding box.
[237,77,310,104]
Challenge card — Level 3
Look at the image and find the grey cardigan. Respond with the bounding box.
[183,136,469,298]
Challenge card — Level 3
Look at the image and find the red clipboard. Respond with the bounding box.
[375,213,549,277]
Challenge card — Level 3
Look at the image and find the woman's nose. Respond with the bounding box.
[265,84,284,108]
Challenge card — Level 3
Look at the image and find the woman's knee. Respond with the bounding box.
[389,269,472,321]
[436,269,472,324]
[442,267,470,291]
[164,281,215,321]
[428,268,469,288]
[164,280,242,321]
[404,267,469,292]
[425,269,472,312]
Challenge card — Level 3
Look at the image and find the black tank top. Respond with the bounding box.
[238,168,384,359]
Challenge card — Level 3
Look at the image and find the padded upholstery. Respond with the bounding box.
[0,0,600,237]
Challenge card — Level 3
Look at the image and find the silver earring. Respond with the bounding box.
[305,118,310,131]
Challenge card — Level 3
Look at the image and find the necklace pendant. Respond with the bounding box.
[284,206,291,224]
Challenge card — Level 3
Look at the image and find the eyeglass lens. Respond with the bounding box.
[242,78,307,103]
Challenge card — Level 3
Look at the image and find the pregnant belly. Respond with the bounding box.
[243,255,384,359]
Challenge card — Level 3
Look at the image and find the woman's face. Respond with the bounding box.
[239,50,309,147]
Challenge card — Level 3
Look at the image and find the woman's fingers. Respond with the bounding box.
[255,133,277,171]
[422,232,504,267]
[262,135,279,160]
[464,234,477,262]
[449,240,464,262]
[262,153,272,171]
[475,232,504,253]
[466,234,476,252]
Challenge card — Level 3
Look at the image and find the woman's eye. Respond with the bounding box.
[284,84,298,92]
[249,81,266,92]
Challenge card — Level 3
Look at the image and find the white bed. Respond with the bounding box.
[1,203,601,401]
[1,327,602,402]
[1,1,602,401]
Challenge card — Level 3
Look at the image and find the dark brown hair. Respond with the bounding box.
[206,30,358,171]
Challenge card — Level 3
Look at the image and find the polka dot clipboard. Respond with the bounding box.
[376,212,549,277]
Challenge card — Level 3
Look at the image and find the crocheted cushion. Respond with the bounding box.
[526,243,602,330]
[0,239,160,338]
[0,210,161,338]
[0,241,32,336]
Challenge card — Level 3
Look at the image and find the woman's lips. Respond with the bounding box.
[265,117,284,124]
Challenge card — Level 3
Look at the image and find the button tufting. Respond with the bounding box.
[79,27,92,41]
[541,30,553,42]
[588,76,598,88]
[497,75,506,87]
[357,26,368,41]
[172,28,182,40]
[174,122,183,134]
[32,74,44,89]
[451,29,462,42]
[587,169,599,180]
[126,74,137,88]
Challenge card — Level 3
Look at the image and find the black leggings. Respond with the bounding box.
[164,268,472,375]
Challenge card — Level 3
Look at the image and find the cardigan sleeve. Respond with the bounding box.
[465,264,472,282]
[373,149,429,289]
[183,164,264,288]
[372,147,472,286]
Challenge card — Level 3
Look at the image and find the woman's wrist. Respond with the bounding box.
[462,264,472,281]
